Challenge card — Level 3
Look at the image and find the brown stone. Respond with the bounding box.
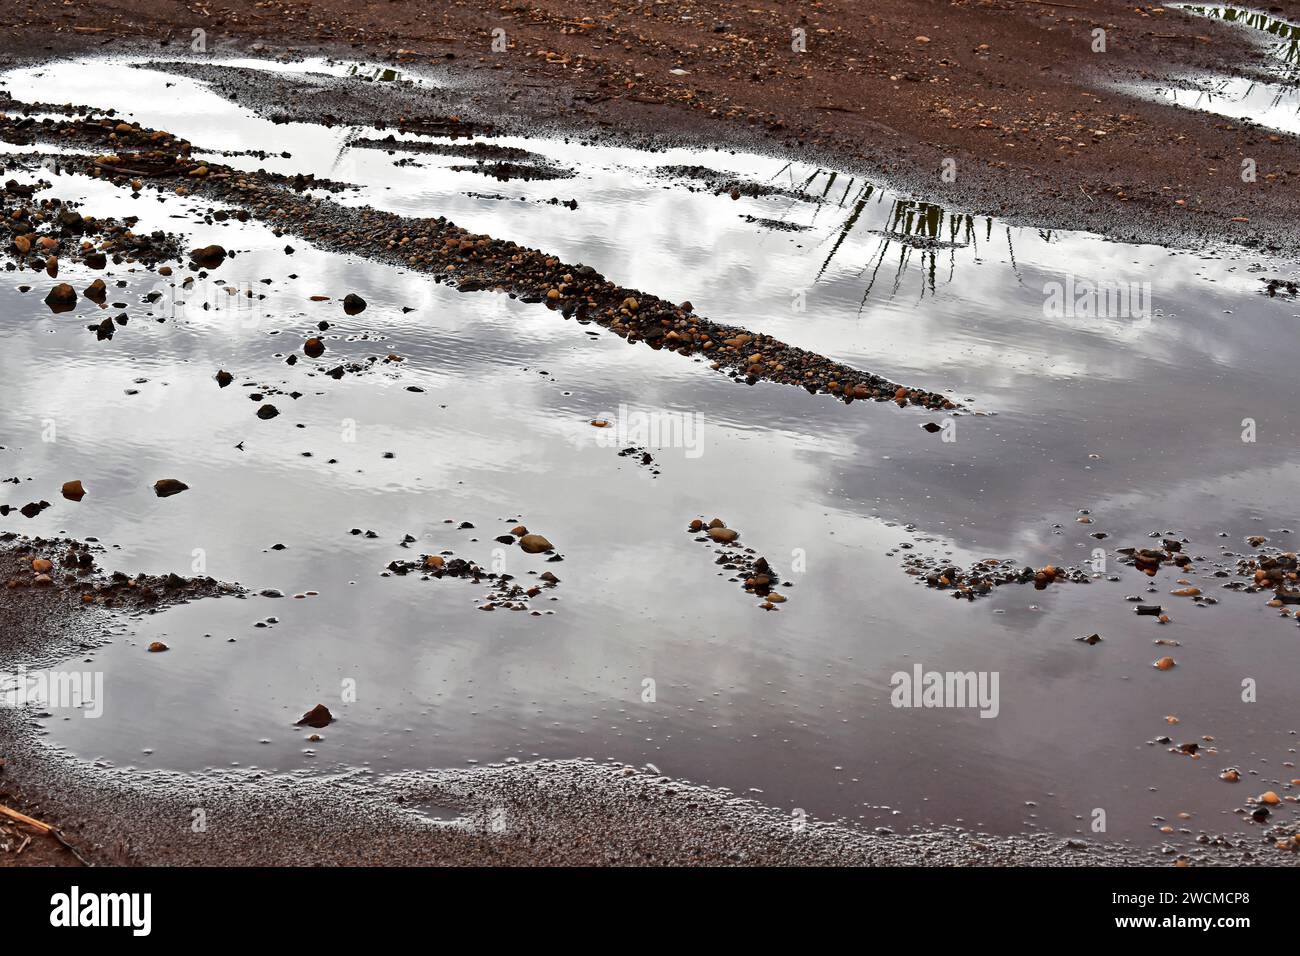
[518,533,553,554]
[296,704,334,728]
[153,478,190,498]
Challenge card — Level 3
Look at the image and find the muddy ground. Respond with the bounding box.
[3,1,1300,868]
[4,0,1300,255]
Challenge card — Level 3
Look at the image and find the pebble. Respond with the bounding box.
[519,533,553,554]
[44,282,77,311]
[189,244,227,268]
[296,704,334,728]
[153,478,190,498]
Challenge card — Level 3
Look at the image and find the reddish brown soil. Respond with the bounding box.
[5,0,1300,251]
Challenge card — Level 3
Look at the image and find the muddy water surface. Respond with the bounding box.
[2,56,1298,852]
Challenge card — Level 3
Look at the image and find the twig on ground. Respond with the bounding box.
[0,802,94,866]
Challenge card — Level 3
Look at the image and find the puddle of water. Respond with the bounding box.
[1145,73,1300,133]
[1127,5,1300,132]
[3,56,1299,848]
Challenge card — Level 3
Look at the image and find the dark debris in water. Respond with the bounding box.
[904,522,1300,630]
[351,135,535,162]
[657,164,824,204]
[616,445,660,476]
[384,545,561,616]
[448,159,575,182]
[904,554,1090,599]
[1263,276,1299,298]
[686,518,789,609]
[742,214,810,232]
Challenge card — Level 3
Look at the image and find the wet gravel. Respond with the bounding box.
[2,177,184,275]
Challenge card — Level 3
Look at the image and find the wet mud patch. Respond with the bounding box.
[1123,6,1300,135]
[132,59,461,132]
[657,164,824,204]
[394,115,498,139]
[448,159,574,182]
[742,214,809,233]
[350,135,536,162]
[0,532,243,665]
[866,230,967,251]
[1,533,241,610]
[0,743,1198,866]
